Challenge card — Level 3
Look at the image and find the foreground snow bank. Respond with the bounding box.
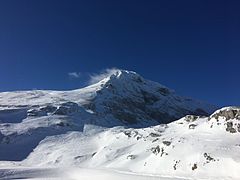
[0,167,218,180]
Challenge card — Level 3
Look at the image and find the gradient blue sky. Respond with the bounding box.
[0,0,239,106]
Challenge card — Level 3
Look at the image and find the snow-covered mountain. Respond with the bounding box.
[1,69,239,179]
[0,70,216,125]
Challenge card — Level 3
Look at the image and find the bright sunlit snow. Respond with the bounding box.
[0,70,239,180]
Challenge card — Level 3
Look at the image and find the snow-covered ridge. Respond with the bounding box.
[1,69,238,179]
[210,106,240,120]
[1,107,238,179]
[0,69,217,127]
[208,106,240,134]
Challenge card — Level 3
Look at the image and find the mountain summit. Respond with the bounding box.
[0,69,216,127]
[0,70,239,179]
[83,69,217,125]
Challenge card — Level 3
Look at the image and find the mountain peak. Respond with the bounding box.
[79,69,217,126]
[95,69,170,94]
[0,69,217,127]
[96,69,145,85]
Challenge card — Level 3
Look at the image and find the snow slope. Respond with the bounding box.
[0,70,217,160]
[1,69,238,179]
[19,107,240,179]
[0,107,240,179]
[0,167,188,180]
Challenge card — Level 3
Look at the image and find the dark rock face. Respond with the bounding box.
[113,111,137,124]
[141,90,159,104]
[27,102,81,117]
[91,89,213,126]
[101,98,145,124]
[98,96,181,125]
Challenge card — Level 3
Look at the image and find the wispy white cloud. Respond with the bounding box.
[68,72,82,79]
[88,68,119,85]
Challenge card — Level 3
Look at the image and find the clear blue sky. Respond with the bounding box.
[0,0,239,106]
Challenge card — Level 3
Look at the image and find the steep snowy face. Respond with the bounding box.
[83,69,217,125]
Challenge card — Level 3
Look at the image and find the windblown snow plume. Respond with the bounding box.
[88,68,119,85]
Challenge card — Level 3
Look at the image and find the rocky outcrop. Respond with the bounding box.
[210,107,240,121]
[184,115,199,122]
[209,107,240,133]
[27,105,57,116]
[27,102,80,117]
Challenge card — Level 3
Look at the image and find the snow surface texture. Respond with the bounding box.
[0,167,189,180]
[1,69,238,179]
